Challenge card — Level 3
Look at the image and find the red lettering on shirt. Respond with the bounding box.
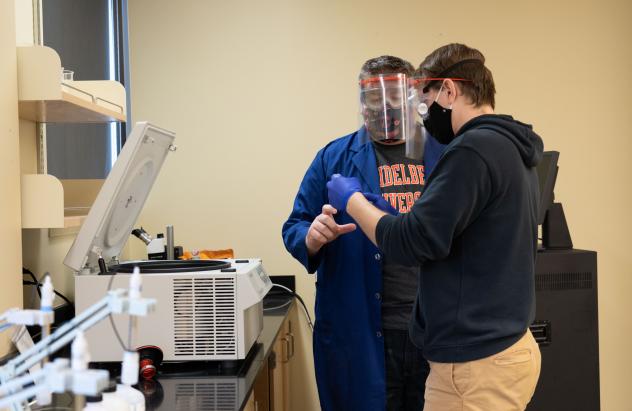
[405,192,414,211]
[408,165,419,185]
[387,192,398,208]
[392,165,402,186]
[383,166,393,187]
[416,165,425,185]
[376,157,426,213]
[401,165,411,185]
[397,193,408,213]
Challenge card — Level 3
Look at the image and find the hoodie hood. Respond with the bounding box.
[457,114,544,167]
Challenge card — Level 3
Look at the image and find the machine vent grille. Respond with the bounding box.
[173,277,237,356]
[175,382,237,411]
[535,271,593,291]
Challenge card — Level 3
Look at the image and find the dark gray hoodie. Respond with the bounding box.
[376,114,544,362]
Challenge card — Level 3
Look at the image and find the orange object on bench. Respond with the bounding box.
[180,248,234,260]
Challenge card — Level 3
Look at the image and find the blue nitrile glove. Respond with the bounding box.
[326,174,362,211]
[363,192,399,216]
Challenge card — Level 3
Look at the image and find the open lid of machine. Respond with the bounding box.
[64,122,176,273]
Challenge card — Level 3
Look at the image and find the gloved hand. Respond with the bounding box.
[364,192,399,215]
[326,174,362,211]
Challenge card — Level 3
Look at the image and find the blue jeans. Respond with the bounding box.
[384,329,430,411]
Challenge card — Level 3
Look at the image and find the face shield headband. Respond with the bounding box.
[416,58,483,94]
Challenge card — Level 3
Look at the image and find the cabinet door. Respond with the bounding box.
[288,302,320,410]
[253,359,270,411]
[282,314,294,408]
[244,390,256,411]
[270,315,291,411]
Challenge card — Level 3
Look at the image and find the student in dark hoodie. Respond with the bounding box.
[326,43,544,411]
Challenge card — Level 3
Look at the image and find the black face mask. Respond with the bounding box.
[363,106,403,142]
[423,101,455,145]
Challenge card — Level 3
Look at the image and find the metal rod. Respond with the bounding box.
[94,97,125,113]
[32,0,43,46]
[166,225,174,260]
[60,82,95,100]
[41,323,50,366]
[36,124,47,174]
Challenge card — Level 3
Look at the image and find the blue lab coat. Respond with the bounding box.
[282,128,444,411]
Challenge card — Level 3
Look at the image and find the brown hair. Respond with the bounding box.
[360,55,414,79]
[417,44,496,108]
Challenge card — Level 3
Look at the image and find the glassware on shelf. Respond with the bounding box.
[61,67,74,82]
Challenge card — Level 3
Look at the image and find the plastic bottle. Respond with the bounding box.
[101,380,128,411]
[115,384,146,411]
[71,331,89,371]
[83,394,108,410]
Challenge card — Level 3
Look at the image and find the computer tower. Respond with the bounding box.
[528,249,600,411]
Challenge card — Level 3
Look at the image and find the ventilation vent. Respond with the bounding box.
[535,271,593,291]
[173,277,237,357]
[175,382,237,411]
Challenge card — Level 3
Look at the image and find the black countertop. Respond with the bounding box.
[36,294,295,411]
[143,295,294,411]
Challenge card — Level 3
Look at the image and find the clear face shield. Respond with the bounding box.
[359,73,425,159]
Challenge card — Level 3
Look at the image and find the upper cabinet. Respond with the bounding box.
[17,46,126,123]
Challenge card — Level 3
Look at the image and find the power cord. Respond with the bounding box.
[21,281,74,310]
[106,266,128,351]
[270,283,314,331]
[21,268,74,310]
[263,299,292,311]
[22,268,41,298]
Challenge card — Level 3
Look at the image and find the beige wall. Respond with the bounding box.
[126,0,631,409]
[14,0,34,46]
[0,0,24,354]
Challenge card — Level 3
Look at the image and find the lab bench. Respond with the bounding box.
[39,294,298,411]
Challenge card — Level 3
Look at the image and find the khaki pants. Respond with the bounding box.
[424,330,541,411]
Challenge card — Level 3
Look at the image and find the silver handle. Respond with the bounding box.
[61,83,125,114]
[288,332,295,359]
[281,337,291,363]
[94,96,124,113]
[61,82,94,100]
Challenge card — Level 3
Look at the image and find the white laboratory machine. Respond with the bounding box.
[66,122,272,363]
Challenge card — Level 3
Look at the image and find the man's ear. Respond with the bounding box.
[443,79,459,105]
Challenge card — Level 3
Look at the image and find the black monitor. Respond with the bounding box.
[536,151,559,225]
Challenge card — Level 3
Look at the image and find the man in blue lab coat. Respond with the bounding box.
[282,55,445,411]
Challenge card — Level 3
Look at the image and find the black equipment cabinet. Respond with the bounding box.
[528,249,600,411]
